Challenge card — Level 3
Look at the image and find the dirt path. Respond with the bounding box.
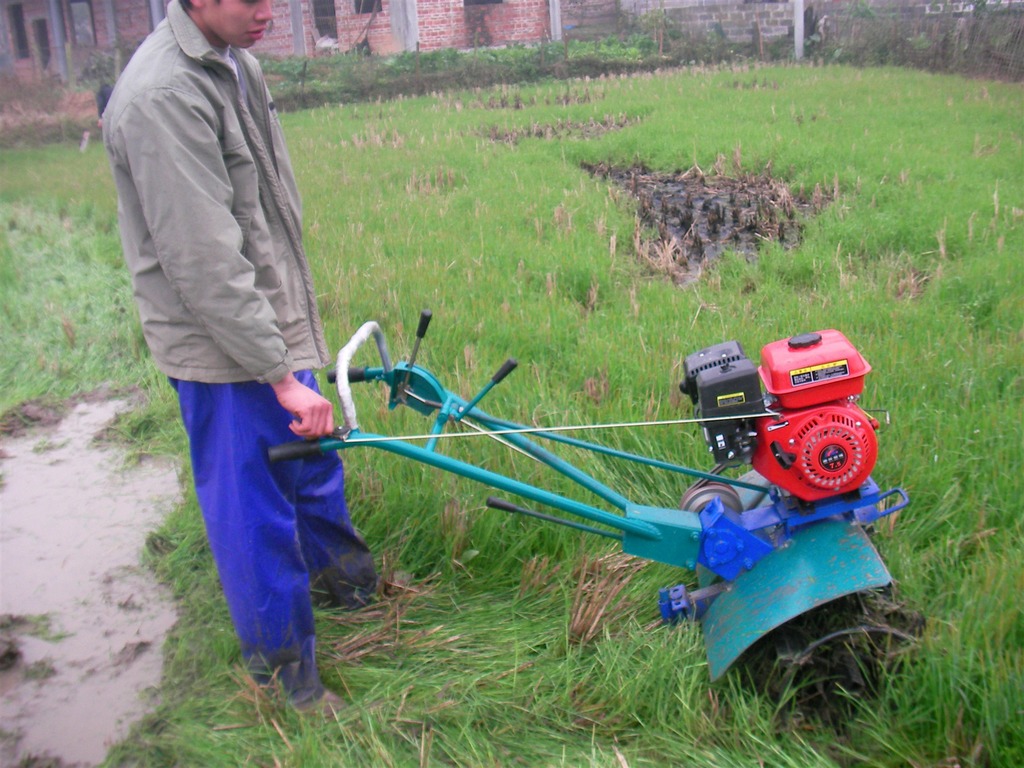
[0,397,180,767]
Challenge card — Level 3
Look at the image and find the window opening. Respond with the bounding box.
[32,18,50,66]
[8,4,30,59]
[68,0,96,46]
[354,0,381,14]
[310,0,337,38]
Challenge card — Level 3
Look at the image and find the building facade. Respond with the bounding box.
[2,0,1016,80]
[0,0,562,78]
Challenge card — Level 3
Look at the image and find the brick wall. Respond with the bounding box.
[3,0,52,77]
[5,0,1020,80]
[109,0,155,49]
[199,0,1024,60]
[253,0,303,56]
[562,0,619,34]
[419,0,549,50]
[335,2,404,54]
[623,0,793,44]
[620,0,1023,47]
[227,0,1024,58]
[251,0,551,56]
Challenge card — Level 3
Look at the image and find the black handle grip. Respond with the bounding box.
[417,309,433,338]
[268,440,324,463]
[326,366,368,385]
[492,358,518,384]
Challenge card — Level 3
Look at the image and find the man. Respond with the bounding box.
[102,0,378,711]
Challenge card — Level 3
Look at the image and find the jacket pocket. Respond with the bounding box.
[245,213,284,292]
[234,213,252,254]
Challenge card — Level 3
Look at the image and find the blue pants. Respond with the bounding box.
[171,371,377,705]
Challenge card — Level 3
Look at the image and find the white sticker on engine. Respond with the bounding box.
[789,359,850,387]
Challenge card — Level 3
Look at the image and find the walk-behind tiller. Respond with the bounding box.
[269,312,910,680]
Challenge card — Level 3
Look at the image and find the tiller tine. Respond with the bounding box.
[699,518,892,681]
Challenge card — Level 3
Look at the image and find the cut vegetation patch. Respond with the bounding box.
[470,85,606,110]
[590,162,832,284]
[484,113,640,144]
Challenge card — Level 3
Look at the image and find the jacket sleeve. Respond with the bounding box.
[111,83,292,383]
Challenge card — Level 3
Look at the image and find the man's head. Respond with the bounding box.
[181,0,272,49]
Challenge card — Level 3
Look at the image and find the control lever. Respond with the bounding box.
[400,309,432,402]
[456,358,518,421]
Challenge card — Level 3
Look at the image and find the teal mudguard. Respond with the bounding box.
[700,518,892,681]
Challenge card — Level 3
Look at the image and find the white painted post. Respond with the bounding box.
[794,0,804,60]
[289,0,305,56]
[47,0,69,81]
[102,0,117,53]
[148,0,167,28]
[550,0,563,42]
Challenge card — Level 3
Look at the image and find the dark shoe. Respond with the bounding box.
[293,689,344,715]
[310,564,378,611]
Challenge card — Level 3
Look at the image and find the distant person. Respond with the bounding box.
[95,83,113,128]
[101,0,378,713]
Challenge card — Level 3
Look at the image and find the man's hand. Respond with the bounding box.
[271,373,334,438]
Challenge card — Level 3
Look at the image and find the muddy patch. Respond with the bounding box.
[589,163,831,284]
[0,397,180,767]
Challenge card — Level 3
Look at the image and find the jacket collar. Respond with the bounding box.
[168,0,226,66]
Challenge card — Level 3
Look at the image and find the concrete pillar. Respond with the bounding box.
[47,0,69,81]
[289,0,305,56]
[0,6,13,74]
[794,0,804,60]
[149,0,167,28]
[549,0,562,42]
[102,0,116,47]
[389,0,419,52]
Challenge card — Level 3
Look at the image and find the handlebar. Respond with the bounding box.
[327,366,369,384]
[268,439,324,463]
[334,321,393,433]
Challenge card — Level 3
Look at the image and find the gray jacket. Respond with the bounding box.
[103,1,329,384]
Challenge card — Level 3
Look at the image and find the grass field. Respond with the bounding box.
[1,64,1021,767]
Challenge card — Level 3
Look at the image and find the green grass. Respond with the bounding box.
[1,64,1021,767]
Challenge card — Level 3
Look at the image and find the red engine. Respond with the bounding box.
[751,401,877,501]
[753,331,878,501]
[682,330,879,503]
